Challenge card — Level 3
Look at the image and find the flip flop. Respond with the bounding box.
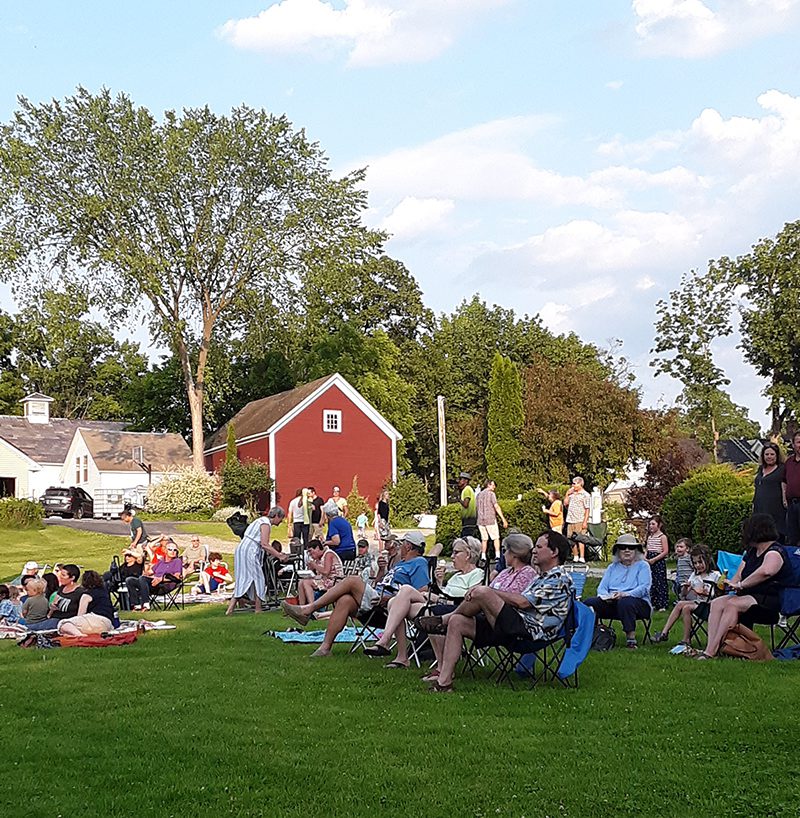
[384,660,409,669]
[427,681,454,693]
[421,670,440,682]
[363,644,391,657]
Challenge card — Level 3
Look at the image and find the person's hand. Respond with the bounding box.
[434,566,445,582]
[614,592,623,599]
[784,499,789,509]
[502,520,508,529]
[541,505,547,513]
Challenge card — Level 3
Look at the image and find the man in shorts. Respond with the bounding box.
[476,479,508,566]
[564,476,591,563]
[418,530,573,692]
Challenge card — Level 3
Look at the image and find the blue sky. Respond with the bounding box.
[2,1,800,425]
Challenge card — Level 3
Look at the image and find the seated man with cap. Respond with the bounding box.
[280,531,430,657]
[583,533,652,649]
[417,531,573,693]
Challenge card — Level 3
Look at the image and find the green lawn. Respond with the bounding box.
[175,519,290,545]
[1,528,799,817]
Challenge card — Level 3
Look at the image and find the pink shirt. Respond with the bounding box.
[491,565,536,594]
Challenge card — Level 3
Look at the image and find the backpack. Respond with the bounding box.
[720,624,773,661]
[591,622,616,651]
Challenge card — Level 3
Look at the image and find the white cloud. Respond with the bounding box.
[606,80,624,90]
[632,0,800,58]
[219,0,510,67]
[380,196,455,240]
[635,275,657,290]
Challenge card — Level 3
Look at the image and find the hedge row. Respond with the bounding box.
[0,498,44,529]
[692,493,753,554]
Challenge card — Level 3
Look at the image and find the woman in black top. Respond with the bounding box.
[57,570,117,636]
[698,514,789,660]
[753,443,786,541]
[26,564,84,631]
[375,489,390,538]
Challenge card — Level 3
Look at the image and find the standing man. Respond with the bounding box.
[564,476,591,563]
[308,487,325,541]
[328,485,349,518]
[783,432,800,546]
[476,479,508,565]
[458,472,478,539]
[120,508,146,557]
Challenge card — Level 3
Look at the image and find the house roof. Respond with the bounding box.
[79,429,193,472]
[21,392,54,403]
[204,376,331,452]
[0,416,126,464]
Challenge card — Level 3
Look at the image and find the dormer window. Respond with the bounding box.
[323,410,342,433]
[20,393,53,424]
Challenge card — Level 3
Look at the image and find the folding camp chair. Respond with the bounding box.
[404,556,441,667]
[598,611,653,644]
[564,563,588,600]
[350,604,390,654]
[260,555,282,610]
[107,556,131,612]
[688,580,720,648]
[148,573,185,612]
[493,595,593,690]
[775,586,800,650]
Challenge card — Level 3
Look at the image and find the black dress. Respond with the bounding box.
[377,500,390,523]
[753,465,786,539]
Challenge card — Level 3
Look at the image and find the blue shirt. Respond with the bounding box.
[327,516,355,554]
[597,559,652,607]
[385,556,429,591]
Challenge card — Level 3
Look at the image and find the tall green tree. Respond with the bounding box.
[0,88,379,468]
[485,353,524,497]
[0,309,23,414]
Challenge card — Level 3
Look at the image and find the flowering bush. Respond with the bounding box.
[146,467,219,516]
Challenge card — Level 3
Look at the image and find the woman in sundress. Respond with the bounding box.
[645,515,670,611]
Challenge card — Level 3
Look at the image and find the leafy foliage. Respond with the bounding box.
[502,490,549,538]
[433,503,462,553]
[345,477,371,527]
[604,501,637,546]
[211,506,249,523]
[661,464,753,541]
[389,474,430,524]
[0,498,44,529]
[486,353,523,497]
[693,494,753,554]
[220,459,272,514]
[145,467,219,516]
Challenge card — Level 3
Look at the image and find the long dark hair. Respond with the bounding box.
[760,442,784,468]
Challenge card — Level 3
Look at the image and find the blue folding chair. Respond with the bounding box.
[716,551,743,581]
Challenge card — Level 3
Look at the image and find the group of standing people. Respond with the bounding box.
[752,434,800,546]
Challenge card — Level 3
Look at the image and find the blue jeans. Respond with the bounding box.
[126,575,151,606]
[786,500,800,547]
[26,618,60,631]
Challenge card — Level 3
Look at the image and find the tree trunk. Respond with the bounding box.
[710,411,718,464]
[187,384,205,472]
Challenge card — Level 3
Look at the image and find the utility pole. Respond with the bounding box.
[437,395,447,507]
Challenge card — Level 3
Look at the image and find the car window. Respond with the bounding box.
[45,489,70,497]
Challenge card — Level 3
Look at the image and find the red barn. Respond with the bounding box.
[204,373,402,508]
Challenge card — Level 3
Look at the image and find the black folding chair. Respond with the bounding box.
[260,554,281,611]
[148,574,185,612]
[107,556,130,612]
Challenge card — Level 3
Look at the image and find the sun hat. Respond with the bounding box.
[612,533,644,555]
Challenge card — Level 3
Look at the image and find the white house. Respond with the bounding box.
[60,428,193,501]
[0,394,126,499]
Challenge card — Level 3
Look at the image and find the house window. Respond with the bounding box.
[323,410,342,433]
[75,457,81,485]
[82,455,88,483]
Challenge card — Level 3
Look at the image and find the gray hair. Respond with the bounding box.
[267,506,285,521]
[503,532,533,565]
[452,536,481,566]
[322,500,340,517]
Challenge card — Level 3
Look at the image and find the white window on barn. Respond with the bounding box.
[75,456,81,485]
[323,409,342,433]
[82,455,88,483]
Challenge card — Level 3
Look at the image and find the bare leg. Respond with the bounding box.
[300,576,365,616]
[704,595,755,656]
[58,622,82,637]
[376,586,425,649]
[298,579,315,606]
[313,596,358,656]
[660,601,688,637]
[679,603,697,643]
[437,614,477,687]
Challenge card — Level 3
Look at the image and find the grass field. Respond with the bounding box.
[1,528,799,817]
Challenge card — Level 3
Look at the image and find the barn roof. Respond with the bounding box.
[204,373,401,453]
[79,429,193,472]
[0,416,126,464]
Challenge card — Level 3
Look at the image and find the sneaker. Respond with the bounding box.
[626,638,638,649]
[778,615,788,628]
[132,605,142,611]
[142,603,151,611]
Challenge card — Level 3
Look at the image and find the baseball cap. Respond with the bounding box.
[24,561,39,571]
[401,531,426,550]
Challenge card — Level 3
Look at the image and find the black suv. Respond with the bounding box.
[40,487,94,519]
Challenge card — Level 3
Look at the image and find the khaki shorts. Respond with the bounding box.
[58,613,113,635]
[478,523,500,543]
[567,523,584,540]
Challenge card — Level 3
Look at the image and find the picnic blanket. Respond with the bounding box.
[56,631,139,649]
[270,626,380,644]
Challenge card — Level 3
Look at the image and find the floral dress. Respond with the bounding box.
[646,532,669,610]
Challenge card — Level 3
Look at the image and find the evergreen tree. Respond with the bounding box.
[486,353,524,497]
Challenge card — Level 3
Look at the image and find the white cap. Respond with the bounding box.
[24,561,39,571]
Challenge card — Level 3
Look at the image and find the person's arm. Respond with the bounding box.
[782,466,788,508]
[563,488,573,507]
[460,489,470,509]
[734,551,784,591]
[543,505,557,518]
[493,498,508,528]
[487,588,530,609]
[597,566,611,597]
[325,534,342,548]
[76,593,91,616]
[581,500,589,531]
[130,522,143,548]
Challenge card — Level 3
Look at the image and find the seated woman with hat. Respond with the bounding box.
[583,533,652,649]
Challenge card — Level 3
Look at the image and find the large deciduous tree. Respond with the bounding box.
[0,88,379,468]
[485,353,523,497]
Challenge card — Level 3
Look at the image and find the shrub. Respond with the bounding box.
[389,474,430,524]
[504,490,549,537]
[212,505,249,522]
[604,501,637,546]
[661,464,752,541]
[0,498,44,529]
[146,467,219,516]
[220,459,273,513]
[346,477,371,527]
[434,503,462,554]
[692,493,754,554]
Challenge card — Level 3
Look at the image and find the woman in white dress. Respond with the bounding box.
[226,506,285,615]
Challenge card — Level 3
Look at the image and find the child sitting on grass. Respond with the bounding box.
[0,584,18,624]
[20,578,49,626]
[672,537,693,599]
[197,552,233,595]
[652,544,719,648]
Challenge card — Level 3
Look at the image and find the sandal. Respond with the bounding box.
[421,669,440,682]
[695,652,714,661]
[363,645,391,657]
[651,632,668,643]
[428,681,454,693]
[417,616,447,635]
[384,660,409,669]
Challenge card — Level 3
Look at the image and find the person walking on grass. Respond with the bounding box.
[476,479,508,566]
[564,477,590,562]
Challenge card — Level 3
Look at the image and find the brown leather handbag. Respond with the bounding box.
[720,624,773,661]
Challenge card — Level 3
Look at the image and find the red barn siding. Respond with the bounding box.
[204,439,270,475]
[273,385,392,508]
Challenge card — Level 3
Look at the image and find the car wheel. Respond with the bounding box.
[75,505,84,520]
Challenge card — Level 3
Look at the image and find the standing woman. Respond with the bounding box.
[375,489,390,539]
[753,442,786,542]
[645,515,670,611]
[541,490,564,533]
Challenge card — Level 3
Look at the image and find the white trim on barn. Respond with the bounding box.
[269,432,277,509]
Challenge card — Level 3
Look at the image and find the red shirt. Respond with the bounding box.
[204,562,232,582]
[151,545,168,564]
[783,456,800,500]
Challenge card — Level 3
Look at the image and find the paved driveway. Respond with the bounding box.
[43,517,183,537]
